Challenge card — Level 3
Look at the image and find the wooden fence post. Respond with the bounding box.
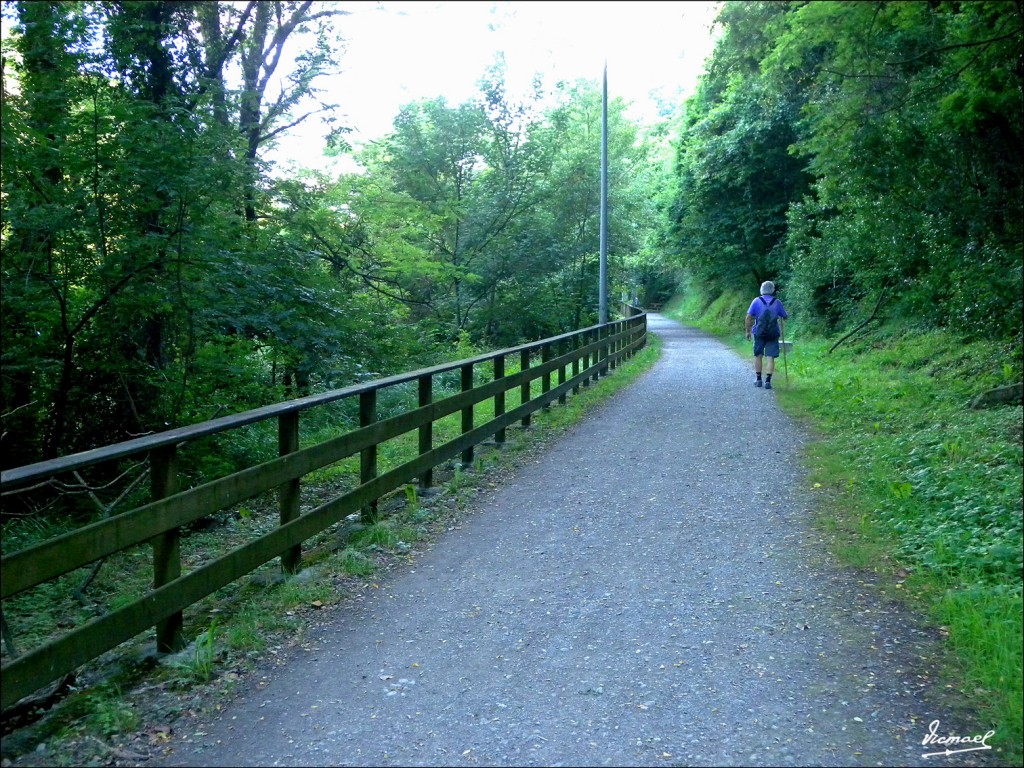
[150,445,183,653]
[558,339,568,405]
[461,363,474,466]
[278,412,301,575]
[360,390,378,523]
[520,348,532,427]
[493,355,506,444]
[572,333,581,394]
[598,325,608,378]
[606,321,614,372]
[541,343,551,409]
[418,374,433,488]
[582,331,591,388]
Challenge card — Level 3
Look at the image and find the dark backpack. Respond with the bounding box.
[755,296,781,341]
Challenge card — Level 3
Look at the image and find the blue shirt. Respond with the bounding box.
[747,296,788,336]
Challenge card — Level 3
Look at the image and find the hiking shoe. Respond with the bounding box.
[754,379,763,388]
[764,380,773,390]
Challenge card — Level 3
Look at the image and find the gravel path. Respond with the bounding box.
[156,314,991,767]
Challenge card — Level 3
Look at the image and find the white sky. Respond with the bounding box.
[0,1,724,169]
[268,0,723,169]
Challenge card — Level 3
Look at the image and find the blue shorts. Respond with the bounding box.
[753,338,780,358]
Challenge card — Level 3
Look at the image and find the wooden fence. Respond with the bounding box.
[0,309,647,711]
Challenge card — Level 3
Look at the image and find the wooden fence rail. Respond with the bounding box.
[0,309,647,711]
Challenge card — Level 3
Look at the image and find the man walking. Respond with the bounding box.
[745,280,788,390]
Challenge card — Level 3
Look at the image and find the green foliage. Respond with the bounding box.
[343,73,658,348]
[663,1,810,298]
[0,1,349,468]
[660,0,1022,341]
[1,5,667,500]
[779,0,1022,338]
[403,483,419,509]
[774,328,1022,585]
[224,611,268,656]
[0,514,75,557]
[664,275,751,339]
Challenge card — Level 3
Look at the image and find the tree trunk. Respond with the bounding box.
[12,1,73,458]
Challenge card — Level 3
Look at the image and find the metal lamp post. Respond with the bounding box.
[599,61,609,325]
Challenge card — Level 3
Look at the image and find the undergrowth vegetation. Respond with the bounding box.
[666,288,1023,762]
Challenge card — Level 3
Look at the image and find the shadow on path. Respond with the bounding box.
[156,314,987,767]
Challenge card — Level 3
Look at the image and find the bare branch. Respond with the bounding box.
[828,287,889,354]
[257,1,315,94]
[260,109,318,144]
[215,1,259,73]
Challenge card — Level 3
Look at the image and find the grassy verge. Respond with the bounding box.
[666,289,1023,762]
[0,334,662,767]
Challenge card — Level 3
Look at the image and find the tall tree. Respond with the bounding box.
[0,1,347,465]
[532,79,652,331]
[664,1,811,297]
[769,0,1023,336]
[355,66,552,344]
[1,1,93,459]
[234,1,342,221]
[661,0,1022,339]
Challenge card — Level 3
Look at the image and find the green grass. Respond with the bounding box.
[55,683,140,741]
[337,547,376,576]
[170,620,220,684]
[667,288,1023,763]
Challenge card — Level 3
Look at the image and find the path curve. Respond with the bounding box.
[156,314,985,767]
